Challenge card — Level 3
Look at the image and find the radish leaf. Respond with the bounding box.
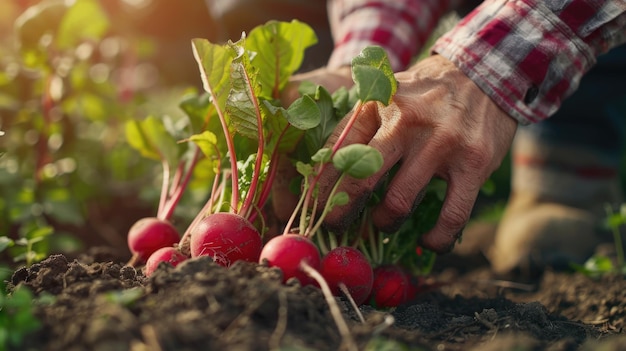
[227,38,262,140]
[191,38,233,114]
[311,148,332,164]
[303,86,340,154]
[246,20,317,99]
[125,116,182,166]
[188,131,219,158]
[332,144,383,179]
[351,46,397,105]
[263,101,304,153]
[286,95,321,130]
[329,192,349,207]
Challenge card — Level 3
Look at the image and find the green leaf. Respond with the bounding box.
[572,255,615,278]
[105,287,144,307]
[330,192,349,207]
[303,86,340,154]
[226,51,261,139]
[25,226,53,240]
[285,95,321,130]
[311,148,332,164]
[296,161,313,177]
[0,237,14,252]
[263,101,304,154]
[188,131,219,159]
[351,46,397,105]
[191,38,233,114]
[56,0,110,49]
[179,92,212,133]
[332,144,383,179]
[125,116,182,166]
[246,20,317,99]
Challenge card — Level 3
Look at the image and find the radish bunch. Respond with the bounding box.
[122,20,440,310]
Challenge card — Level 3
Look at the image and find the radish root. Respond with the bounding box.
[300,261,358,351]
[338,282,365,324]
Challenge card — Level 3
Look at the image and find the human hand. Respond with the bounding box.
[281,66,354,106]
[317,55,518,253]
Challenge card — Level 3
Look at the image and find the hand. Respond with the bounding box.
[281,66,354,106]
[317,55,518,253]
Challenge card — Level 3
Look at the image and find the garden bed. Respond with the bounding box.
[8,248,626,351]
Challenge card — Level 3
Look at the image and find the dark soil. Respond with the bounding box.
[7,248,626,351]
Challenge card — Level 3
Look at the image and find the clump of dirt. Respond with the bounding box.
[7,250,626,351]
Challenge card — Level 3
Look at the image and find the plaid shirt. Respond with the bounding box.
[327,0,626,124]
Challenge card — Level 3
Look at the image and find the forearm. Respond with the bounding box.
[433,0,626,124]
[327,0,455,71]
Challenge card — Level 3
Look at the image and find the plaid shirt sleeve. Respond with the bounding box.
[433,0,626,125]
[327,0,455,71]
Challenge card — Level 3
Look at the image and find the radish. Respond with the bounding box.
[144,246,188,276]
[190,212,262,267]
[320,246,373,305]
[369,265,409,308]
[259,234,321,285]
[127,217,180,265]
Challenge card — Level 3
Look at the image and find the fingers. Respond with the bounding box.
[370,139,438,233]
[419,175,481,253]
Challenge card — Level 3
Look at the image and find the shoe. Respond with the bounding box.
[456,131,623,277]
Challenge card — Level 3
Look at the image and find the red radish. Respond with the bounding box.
[127,217,180,264]
[144,246,188,276]
[259,234,321,286]
[190,212,262,267]
[320,246,373,305]
[369,265,409,308]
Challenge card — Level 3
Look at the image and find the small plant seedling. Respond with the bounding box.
[573,203,626,277]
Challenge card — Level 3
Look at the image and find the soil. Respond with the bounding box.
[6,246,626,351]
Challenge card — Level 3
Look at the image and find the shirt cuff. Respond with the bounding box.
[432,0,597,125]
[327,0,450,71]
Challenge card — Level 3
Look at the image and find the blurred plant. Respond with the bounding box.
[0,0,195,264]
[0,268,41,351]
[573,203,626,277]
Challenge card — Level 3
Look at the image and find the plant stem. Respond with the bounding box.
[157,159,170,220]
[248,151,281,224]
[308,174,346,235]
[169,162,185,198]
[299,261,358,351]
[179,163,224,247]
[161,147,201,221]
[338,283,365,323]
[612,222,625,270]
[330,100,364,156]
[210,93,239,213]
[252,124,293,223]
[298,101,366,235]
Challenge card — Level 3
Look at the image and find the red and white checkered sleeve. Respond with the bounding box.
[327,0,454,71]
[432,0,626,125]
